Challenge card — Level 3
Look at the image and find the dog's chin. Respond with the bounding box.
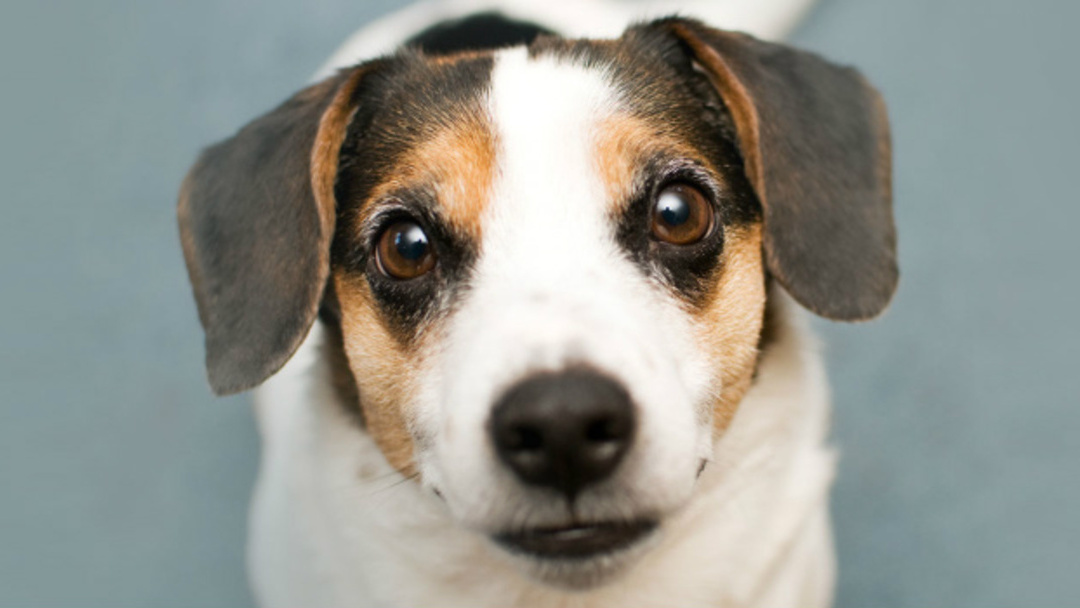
[491,519,660,589]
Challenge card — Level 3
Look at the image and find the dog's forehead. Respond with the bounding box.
[336,34,732,237]
[488,47,625,215]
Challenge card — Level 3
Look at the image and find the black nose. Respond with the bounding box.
[490,369,636,501]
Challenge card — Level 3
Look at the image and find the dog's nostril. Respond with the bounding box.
[490,369,636,500]
[585,417,624,443]
[508,425,544,451]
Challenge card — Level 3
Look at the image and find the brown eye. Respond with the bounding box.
[650,184,712,245]
[376,220,436,279]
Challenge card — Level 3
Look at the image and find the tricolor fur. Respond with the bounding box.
[178,4,896,608]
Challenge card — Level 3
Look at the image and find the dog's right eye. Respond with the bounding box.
[650,183,713,246]
[375,220,437,280]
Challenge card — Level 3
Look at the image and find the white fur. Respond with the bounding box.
[250,1,836,606]
[413,51,713,556]
[251,294,835,607]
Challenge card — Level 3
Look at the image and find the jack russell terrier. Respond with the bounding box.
[178,1,897,606]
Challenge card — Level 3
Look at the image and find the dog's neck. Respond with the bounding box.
[248,291,835,608]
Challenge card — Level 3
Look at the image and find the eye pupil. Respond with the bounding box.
[657,192,692,227]
[377,220,436,279]
[394,224,429,261]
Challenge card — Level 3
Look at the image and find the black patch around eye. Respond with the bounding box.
[332,191,475,341]
[615,163,729,303]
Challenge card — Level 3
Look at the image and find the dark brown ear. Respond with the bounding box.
[178,67,367,395]
[653,18,897,321]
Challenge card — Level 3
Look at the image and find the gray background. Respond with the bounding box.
[1,0,1077,606]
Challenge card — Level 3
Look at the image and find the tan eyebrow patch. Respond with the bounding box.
[364,113,497,243]
[694,223,768,432]
[592,112,705,212]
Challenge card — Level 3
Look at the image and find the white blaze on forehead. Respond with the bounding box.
[489,48,620,195]
[484,48,623,274]
[441,48,644,405]
[477,48,641,368]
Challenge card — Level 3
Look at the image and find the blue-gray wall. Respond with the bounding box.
[1,0,1076,606]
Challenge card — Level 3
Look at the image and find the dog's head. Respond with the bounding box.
[179,18,895,585]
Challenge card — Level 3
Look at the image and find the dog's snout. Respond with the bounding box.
[490,370,635,500]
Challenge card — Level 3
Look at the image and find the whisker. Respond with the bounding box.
[368,471,421,497]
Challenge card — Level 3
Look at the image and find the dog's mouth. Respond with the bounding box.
[493,519,658,560]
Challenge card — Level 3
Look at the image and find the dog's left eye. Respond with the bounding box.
[375,220,436,280]
[650,183,713,245]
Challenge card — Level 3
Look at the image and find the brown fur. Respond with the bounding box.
[333,96,497,475]
[592,113,703,212]
[696,224,767,432]
[590,107,766,435]
[358,117,496,243]
[668,26,765,204]
[312,69,369,248]
[334,271,423,475]
[590,88,767,434]
[664,20,897,321]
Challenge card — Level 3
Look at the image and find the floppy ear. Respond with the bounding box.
[653,18,897,321]
[178,67,367,395]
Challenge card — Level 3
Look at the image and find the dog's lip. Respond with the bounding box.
[493,519,657,560]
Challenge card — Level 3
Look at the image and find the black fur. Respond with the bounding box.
[406,12,554,56]
[333,53,494,343]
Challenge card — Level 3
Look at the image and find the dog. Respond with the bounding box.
[177,1,896,606]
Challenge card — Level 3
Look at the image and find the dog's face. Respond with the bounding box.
[329,39,769,580]
[179,19,896,586]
